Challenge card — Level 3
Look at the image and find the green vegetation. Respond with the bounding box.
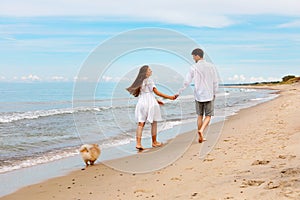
[282,75,296,82]
[281,75,300,84]
[225,75,300,86]
[253,75,300,85]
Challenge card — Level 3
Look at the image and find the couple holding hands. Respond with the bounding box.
[127,48,219,150]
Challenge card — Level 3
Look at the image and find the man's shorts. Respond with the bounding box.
[195,100,214,116]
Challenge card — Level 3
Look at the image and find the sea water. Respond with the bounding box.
[0,82,278,174]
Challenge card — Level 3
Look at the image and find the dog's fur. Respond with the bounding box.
[79,144,101,167]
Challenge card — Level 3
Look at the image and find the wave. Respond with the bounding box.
[0,118,186,174]
[0,106,112,123]
[216,92,230,97]
[0,95,192,124]
[177,92,230,100]
[0,137,135,173]
[251,97,266,101]
[160,120,183,131]
[239,88,257,92]
[0,148,79,174]
[250,95,278,102]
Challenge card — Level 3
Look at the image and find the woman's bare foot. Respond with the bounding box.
[136,146,144,151]
[152,142,163,147]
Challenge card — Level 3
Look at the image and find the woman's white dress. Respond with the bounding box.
[135,78,162,123]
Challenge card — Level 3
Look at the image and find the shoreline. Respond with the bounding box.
[0,87,271,195]
[1,83,300,199]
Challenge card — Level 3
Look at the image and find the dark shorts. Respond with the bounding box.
[195,100,214,116]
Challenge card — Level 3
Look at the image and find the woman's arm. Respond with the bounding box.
[153,87,176,100]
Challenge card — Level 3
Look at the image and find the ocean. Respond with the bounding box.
[0,82,279,175]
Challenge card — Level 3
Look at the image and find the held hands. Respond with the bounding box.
[158,94,178,105]
[168,94,179,100]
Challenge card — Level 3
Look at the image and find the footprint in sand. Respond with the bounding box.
[134,188,153,197]
[281,168,300,176]
[203,157,215,162]
[278,155,297,160]
[185,167,194,170]
[281,179,300,198]
[134,189,147,193]
[278,155,287,159]
[240,179,265,188]
[171,177,182,181]
[265,181,281,189]
[251,160,270,165]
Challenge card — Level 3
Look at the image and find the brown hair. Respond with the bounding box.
[191,48,204,58]
[126,65,149,97]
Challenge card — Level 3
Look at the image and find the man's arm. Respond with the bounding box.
[212,65,219,97]
[177,66,194,95]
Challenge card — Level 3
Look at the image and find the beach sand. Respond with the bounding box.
[1,83,300,200]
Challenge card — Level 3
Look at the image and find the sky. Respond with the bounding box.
[0,0,300,84]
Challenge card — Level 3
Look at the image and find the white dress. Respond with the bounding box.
[135,78,162,123]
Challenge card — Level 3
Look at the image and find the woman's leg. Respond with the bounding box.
[151,121,162,147]
[136,122,145,149]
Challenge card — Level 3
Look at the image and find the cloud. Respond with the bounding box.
[101,76,122,82]
[0,36,93,53]
[228,74,246,82]
[278,20,300,28]
[72,76,122,82]
[50,76,68,82]
[0,34,17,41]
[0,76,5,80]
[228,74,281,83]
[21,74,41,81]
[73,76,90,82]
[1,0,300,28]
[249,76,280,83]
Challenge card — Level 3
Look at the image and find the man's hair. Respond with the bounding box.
[191,48,204,58]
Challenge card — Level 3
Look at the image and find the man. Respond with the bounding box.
[177,48,219,143]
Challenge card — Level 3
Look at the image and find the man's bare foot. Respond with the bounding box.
[198,131,205,143]
[152,142,163,147]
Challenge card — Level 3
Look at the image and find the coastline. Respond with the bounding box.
[1,82,300,199]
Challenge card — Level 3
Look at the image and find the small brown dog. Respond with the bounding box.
[79,144,101,167]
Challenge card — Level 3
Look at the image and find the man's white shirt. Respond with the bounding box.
[178,60,219,102]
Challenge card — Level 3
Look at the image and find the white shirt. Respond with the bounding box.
[178,60,219,102]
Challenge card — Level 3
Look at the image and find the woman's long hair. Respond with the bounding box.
[126,65,149,97]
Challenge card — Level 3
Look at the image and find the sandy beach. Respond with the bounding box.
[1,83,300,200]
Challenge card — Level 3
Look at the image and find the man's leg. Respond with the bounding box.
[198,116,210,143]
[198,101,214,142]
[197,115,203,131]
[199,116,211,136]
[196,101,205,143]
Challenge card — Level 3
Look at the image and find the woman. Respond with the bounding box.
[127,65,177,150]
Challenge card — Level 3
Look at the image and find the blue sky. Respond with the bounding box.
[0,0,300,84]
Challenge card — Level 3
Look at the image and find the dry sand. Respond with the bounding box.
[1,83,300,200]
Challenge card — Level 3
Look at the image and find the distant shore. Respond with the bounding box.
[1,82,300,199]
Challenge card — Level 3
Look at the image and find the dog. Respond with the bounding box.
[79,144,101,167]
